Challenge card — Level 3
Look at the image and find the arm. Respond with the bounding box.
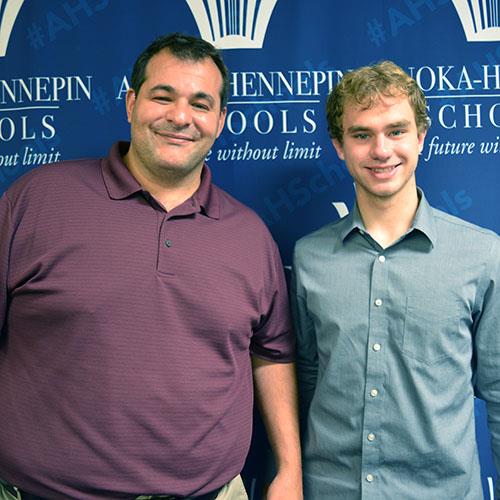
[0,192,11,336]
[290,260,318,435]
[252,357,302,500]
[472,235,500,498]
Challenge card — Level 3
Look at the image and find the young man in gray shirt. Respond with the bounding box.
[292,60,500,499]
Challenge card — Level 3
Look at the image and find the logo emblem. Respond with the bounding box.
[452,0,500,41]
[185,0,278,49]
[0,0,25,57]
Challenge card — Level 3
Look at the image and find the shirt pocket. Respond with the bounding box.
[402,295,462,365]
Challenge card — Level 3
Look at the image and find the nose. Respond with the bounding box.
[371,135,391,161]
[167,99,192,128]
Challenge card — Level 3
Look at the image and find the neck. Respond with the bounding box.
[356,184,419,249]
[123,150,202,211]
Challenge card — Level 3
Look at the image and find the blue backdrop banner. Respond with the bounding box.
[1,1,499,498]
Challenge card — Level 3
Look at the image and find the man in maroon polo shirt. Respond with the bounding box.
[0,33,302,500]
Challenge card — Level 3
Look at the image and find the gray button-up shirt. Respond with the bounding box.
[292,190,500,499]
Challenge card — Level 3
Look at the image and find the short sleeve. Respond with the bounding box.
[250,242,295,363]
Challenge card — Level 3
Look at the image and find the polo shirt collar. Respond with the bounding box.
[101,141,220,219]
[192,164,220,219]
[340,187,437,247]
[102,142,143,199]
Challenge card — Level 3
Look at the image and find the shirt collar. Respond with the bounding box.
[410,188,437,246]
[189,163,220,219]
[102,142,143,199]
[101,141,220,219]
[339,202,365,241]
[340,188,437,247]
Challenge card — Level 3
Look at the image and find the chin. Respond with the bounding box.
[367,187,400,199]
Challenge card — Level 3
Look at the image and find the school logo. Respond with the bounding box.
[185,0,278,49]
[0,0,24,57]
[452,0,500,41]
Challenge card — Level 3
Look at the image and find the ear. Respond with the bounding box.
[332,138,345,160]
[418,129,427,153]
[215,106,227,138]
[125,88,137,124]
[417,128,427,153]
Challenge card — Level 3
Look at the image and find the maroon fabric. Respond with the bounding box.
[0,142,294,499]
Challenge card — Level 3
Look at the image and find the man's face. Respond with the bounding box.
[332,94,426,203]
[125,50,226,183]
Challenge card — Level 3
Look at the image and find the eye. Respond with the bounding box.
[389,129,406,137]
[192,102,210,111]
[353,133,369,140]
[153,96,172,103]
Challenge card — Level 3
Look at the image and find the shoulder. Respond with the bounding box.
[214,184,275,241]
[430,208,500,275]
[294,216,346,257]
[6,157,102,201]
[210,185,285,276]
[431,207,499,244]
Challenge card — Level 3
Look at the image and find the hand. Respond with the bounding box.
[263,470,303,500]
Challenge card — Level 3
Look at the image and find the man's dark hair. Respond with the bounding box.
[130,32,230,109]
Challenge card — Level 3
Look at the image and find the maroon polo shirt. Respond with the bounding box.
[0,142,294,499]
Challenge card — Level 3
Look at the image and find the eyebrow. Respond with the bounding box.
[346,120,411,134]
[149,84,216,106]
[346,125,371,134]
[386,120,411,129]
[149,84,175,94]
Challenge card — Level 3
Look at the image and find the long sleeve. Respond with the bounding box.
[291,252,318,434]
[472,234,500,497]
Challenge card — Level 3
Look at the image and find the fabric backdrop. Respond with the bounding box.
[1,1,499,497]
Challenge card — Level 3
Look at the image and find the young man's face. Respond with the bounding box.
[332,94,426,204]
[125,49,226,183]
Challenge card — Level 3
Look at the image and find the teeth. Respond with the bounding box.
[371,167,395,173]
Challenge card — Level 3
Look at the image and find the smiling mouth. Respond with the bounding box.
[154,130,195,142]
[367,164,400,173]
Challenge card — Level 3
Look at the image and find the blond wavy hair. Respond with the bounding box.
[327,61,430,143]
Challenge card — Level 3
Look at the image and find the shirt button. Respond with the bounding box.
[366,474,374,482]
[374,298,383,307]
[367,433,376,442]
[373,343,381,352]
[370,388,379,397]
[378,255,386,263]
[164,239,173,248]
